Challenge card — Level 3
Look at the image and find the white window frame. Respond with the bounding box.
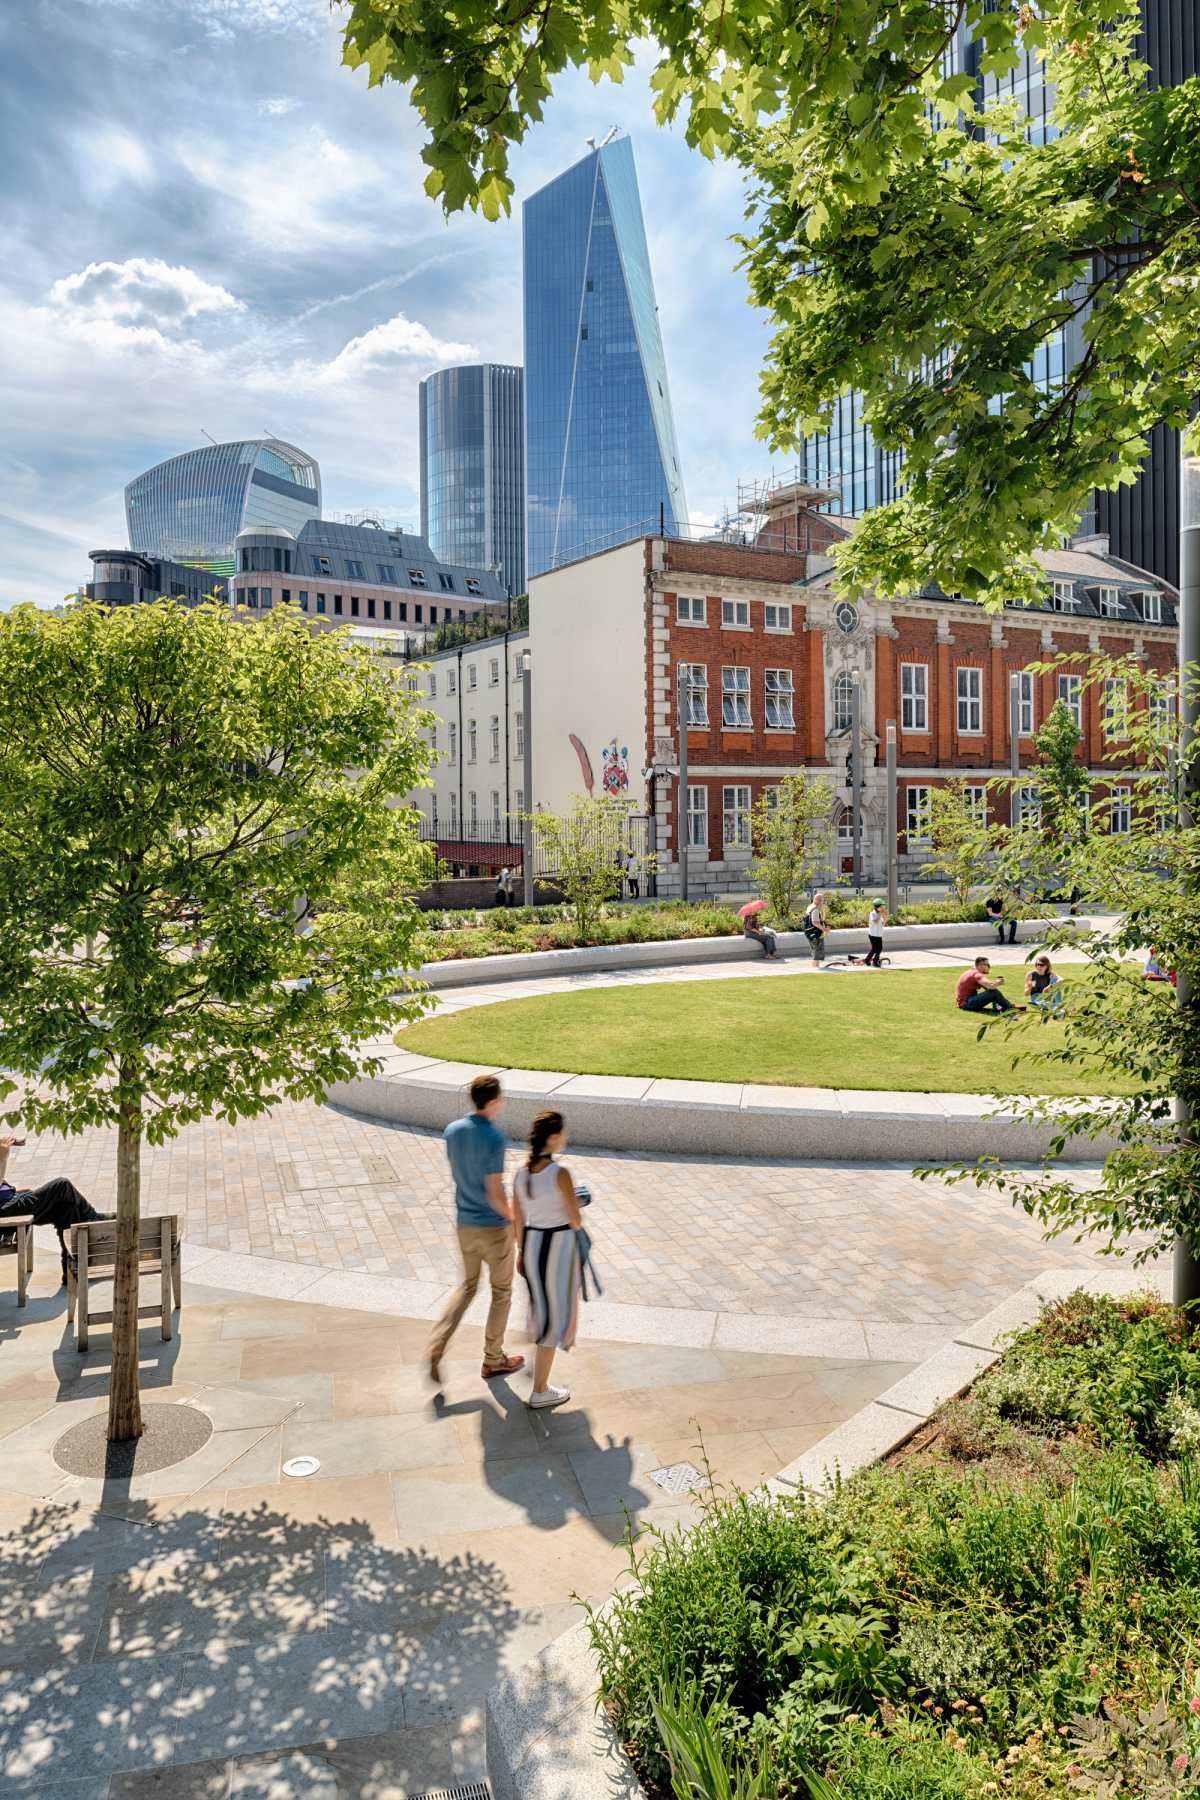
[905,785,931,844]
[832,670,855,733]
[428,674,437,698]
[447,722,457,766]
[722,784,752,849]
[965,783,988,825]
[1096,586,1120,619]
[1058,673,1083,728]
[1148,682,1172,732]
[683,663,708,727]
[467,665,477,691]
[489,657,500,686]
[1109,786,1131,835]
[489,715,501,761]
[721,598,750,629]
[956,665,983,735]
[676,594,706,626]
[1051,579,1078,612]
[1017,783,1041,823]
[1017,670,1035,738]
[408,567,427,588]
[467,719,477,763]
[764,603,792,634]
[430,724,438,752]
[515,710,525,756]
[687,784,708,848]
[721,666,752,728]
[448,668,456,695]
[1141,590,1162,624]
[1102,678,1128,741]
[765,667,795,730]
[468,790,478,831]
[491,789,501,827]
[900,662,928,733]
[448,792,458,830]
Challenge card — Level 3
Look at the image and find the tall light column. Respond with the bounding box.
[886,720,898,916]
[850,673,863,888]
[521,651,534,908]
[1009,672,1021,827]
[677,662,690,903]
[1175,452,1200,1306]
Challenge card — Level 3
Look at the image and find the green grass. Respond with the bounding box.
[400,968,1133,1096]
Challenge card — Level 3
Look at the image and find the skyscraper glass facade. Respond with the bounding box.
[524,135,687,578]
[124,439,321,577]
[419,364,525,595]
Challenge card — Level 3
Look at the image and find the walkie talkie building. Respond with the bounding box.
[124,438,321,578]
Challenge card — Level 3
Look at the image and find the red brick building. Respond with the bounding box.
[528,525,1177,890]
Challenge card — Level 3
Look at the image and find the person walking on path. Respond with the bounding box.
[0,1132,110,1284]
[865,899,887,967]
[512,1109,584,1410]
[955,956,1024,1015]
[429,1073,525,1386]
[803,891,829,965]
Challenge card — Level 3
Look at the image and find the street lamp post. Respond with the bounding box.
[1009,671,1021,828]
[521,650,534,909]
[677,661,690,903]
[1175,452,1200,1306]
[885,720,898,916]
[850,673,863,889]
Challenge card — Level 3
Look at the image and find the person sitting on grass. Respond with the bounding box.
[955,956,1024,1015]
[1144,946,1176,984]
[1025,954,1064,1011]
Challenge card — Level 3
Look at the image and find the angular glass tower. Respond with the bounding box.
[524,135,687,579]
[125,438,321,578]
[419,364,525,596]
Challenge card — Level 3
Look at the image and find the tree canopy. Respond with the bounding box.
[340,0,1200,604]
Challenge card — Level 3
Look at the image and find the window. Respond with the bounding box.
[367,598,376,619]
[1058,673,1083,727]
[1110,787,1132,834]
[683,663,708,727]
[832,670,855,732]
[428,674,437,699]
[316,594,326,614]
[764,603,792,633]
[398,602,408,622]
[447,723,457,764]
[333,595,343,615]
[765,668,795,729]
[687,785,708,848]
[906,786,931,843]
[721,599,750,629]
[347,559,365,580]
[408,568,427,587]
[900,663,928,732]
[956,666,983,734]
[466,577,482,596]
[350,596,360,617]
[430,725,438,752]
[965,784,989,824]
[1096,587,1120,618]
[722,784,752,848]
[383,600,392,620]
[1017,670,1035,737]
[1141,590,1163,624]
[468,791,478,830]
[281,588,291,604]
[1017,783,1041,822]
[515,711,525,756]
[1148,681,1172,732]
[414,604,423,623]
[490,716,500,761]
[1103,678,1128,740]
[721,666,752,728]
[377,562,395,583]
[467,665,477,691]
[244,587,258,607]
[447,667,456,695]
[491,790,501,827]
[311,555,332,575]
[467,720,477,762]
[439,572,456,592]
[677,595,705,625]
[299,592,309,611]
[1051,579,1078,612]
[449,792,458,831]
[489,657,499,687]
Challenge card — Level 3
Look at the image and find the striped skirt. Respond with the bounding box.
[523,1224,581,1349]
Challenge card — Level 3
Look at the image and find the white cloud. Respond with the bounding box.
[258,96,300,116]
[48,258,244,345]
[311,312,476,384]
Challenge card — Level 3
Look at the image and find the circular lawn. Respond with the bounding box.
[399,967,1137,1097]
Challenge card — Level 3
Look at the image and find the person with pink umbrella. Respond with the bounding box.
[739,898,779,958]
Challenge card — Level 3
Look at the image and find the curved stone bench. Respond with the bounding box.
[326,1053,1117,1164]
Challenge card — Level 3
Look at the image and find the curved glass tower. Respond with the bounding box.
[125,438,321,578]
[420,365,525,595]
[523,135,687,578]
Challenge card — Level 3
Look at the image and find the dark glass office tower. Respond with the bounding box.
[419,364,525,596]
[523,134,687,579]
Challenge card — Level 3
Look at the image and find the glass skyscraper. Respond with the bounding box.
[523,134,687,579]
[419,364,525,596]
[125,438,321,578]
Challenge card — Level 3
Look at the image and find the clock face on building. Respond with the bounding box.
[834,601,859,636]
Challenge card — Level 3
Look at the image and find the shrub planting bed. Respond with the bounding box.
[590,1290,1200,1798]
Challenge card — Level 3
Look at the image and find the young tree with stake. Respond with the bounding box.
[0,600,434,1443]
[750,774,835,922]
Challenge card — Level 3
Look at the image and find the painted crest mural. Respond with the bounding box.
[600,738,630,795]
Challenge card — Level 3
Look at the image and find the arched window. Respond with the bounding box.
[832,670,855,732]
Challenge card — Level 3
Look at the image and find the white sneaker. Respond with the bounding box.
[528,1384,570,1409]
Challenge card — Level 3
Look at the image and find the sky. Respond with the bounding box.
[0,0,777,609]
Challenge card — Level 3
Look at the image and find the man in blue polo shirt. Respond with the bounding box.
[429,1073,525,1386]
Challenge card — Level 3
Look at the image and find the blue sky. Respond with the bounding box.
[0,0,776,608]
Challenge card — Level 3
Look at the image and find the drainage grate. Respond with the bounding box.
[411,1787,491,1800]
[647,1461,705,1495]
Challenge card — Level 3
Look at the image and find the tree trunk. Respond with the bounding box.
[108,1074,143,1443]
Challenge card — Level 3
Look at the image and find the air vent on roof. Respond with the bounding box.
[410,1786,491,1799]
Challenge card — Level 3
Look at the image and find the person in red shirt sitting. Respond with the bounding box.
[955,956,1024,1014]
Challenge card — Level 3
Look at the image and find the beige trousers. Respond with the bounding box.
[431,1224,515,1365]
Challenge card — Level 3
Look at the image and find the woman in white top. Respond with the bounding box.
[865,900,887,967]
[512,1109,584,1409]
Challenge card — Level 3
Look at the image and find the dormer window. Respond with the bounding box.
[1051,580,1078,612]
[1096,586,1120,618]
[1140,590,1163,624]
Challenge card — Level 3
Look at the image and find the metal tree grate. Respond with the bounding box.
[411,1787,491,1800]
[647,1461,705,1495]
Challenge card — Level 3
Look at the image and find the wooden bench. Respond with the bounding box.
[0,1213,34,1307]
[66,1216,182,1351]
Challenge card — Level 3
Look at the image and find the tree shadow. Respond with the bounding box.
[0,1489,559,1792]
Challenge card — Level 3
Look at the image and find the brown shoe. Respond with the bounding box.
[481,1353,525,1379]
